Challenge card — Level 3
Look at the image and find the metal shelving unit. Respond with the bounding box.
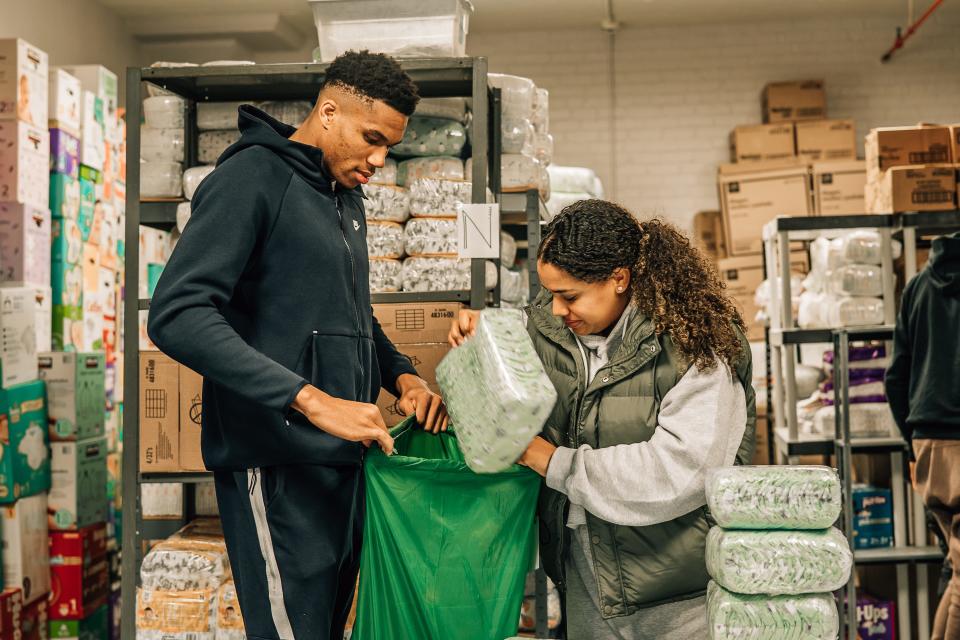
[501,189,548,301]
[121,58,503,639]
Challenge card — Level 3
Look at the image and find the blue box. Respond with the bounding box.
[852,485,894,550]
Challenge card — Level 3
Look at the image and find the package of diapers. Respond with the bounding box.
[364,184,410,223]
[705,466,842,530]
[393,116,467,158]
[408,178,472,217]
[370,258,403,293]
[196,102,244,131]
[401,257,498,292]
[198,130,241,164]
[397,156,464,187]
[366,221,405,259]
[436,309,558,473]
[404,217,457,257]
[215,581,246,640]
[369,158,398,186]
[707,581,839,640]
[183,166,216,201]
[136,588,216,640]
[706,526,852,595]
[140,534,231,592]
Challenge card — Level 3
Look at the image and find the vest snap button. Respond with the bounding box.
[603,605,613,614]
[601,376,610,383]
[592,535,601,544]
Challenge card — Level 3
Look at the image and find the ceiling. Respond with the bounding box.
[96,0,946,55]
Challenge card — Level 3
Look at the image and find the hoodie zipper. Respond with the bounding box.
[334,185,365,390]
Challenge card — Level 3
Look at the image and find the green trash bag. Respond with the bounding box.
[353,417,540,640]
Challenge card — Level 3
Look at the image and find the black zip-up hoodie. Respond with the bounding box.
[886,231,960,446]
[147,105,417,470]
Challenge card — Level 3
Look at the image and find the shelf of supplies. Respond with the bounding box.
[899,209,960,234]
[762,214,896,242]
[836,435,908,452]
[141,59,479,102]
[140,200,182,231]
[140,519,190,541]
[854,546,944,565]
[769,326,894,346]
[371,291,470,304]
[140,472,214,484]
[774,427,907,456]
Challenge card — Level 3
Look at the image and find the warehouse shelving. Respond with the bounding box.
[762,213,960,640]
[501,189,549,301]
[121,58,509,639]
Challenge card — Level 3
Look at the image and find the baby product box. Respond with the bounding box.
[48,69,81,137]
[0,380,50,502]
[0,588,23,637]
[0,121,50,209]
[39,352,105,442]
[49,525,109,620]
[62,66,117,143]
[0,286,40,387]
[0,39,49,127]
[77,92,104,172]
[49,606,108,640]
[852,485,894,549]
[20,597,48,640]
[49,438,107,531]
[0,202,51,287]
[50,173,80,220]
[30,286,52,355]
[50,128,80,179]
[2,492,51,605]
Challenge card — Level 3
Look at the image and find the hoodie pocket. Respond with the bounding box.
[300,332,366,402]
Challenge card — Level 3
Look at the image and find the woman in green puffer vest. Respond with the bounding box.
[448,200,756,639]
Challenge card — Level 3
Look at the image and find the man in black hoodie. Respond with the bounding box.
[886,231,960,639]
[147,51,448,639]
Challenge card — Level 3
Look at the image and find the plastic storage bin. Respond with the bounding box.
[310,0,473,62]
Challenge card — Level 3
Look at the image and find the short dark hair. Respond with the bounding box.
[322,50,420,116]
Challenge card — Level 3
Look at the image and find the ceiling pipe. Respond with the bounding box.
[881,0,945,63]
[601,0,620,201]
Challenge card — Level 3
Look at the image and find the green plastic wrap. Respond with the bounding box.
[393,116,467,158]
[707,581,839,640]
[436,309,558,473]
[705,466,842,530]
[353,418,540,640]
[706,527,852,595]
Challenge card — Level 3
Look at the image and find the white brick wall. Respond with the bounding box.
[469,12,960,231]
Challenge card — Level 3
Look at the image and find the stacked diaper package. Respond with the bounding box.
[705,465,852,639]
[545,165,606,222]
[136,518,245,640]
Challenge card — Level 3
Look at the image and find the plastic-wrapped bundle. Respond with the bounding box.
[819,368,887,403]
[501,232,518,267]
[545,191,590,222]
[143,96,186,129]
[414,97,469,123]
[364,184,410,223]
[823,296,885,327]
[538,162,552,202]
[548,166,602,196]
[198,130,241,164]
[366,221,405,259]
[370,158,398,186]
[502,117,534,154]
[705,466,842,530]
[141,162,183,198]
[839,231,883,265]
[183,166,216,201]
[706,527,852,595]
[501,266,528,304]
[141,127,185,162]
[401,257,498,292]
[707,581,839,640]
[404,217,457,256]
[146,61,198,96]
[370,258,403,293]
[408,178,471,217]
[501,154,540,191]
[532,88,549,134]
[136,588,216,640]
[828,264,883,297]
[488,74,536,119]
[436,309,558,473]
[397,156,464,187]
[812,403,895,438]
[140,535,231,591]
[176,201,192,233]
[196,101,244,130]
[216,581,246,640]
[531,132,554,166]
[393,116,467,158]
[823,345,890,372]
[257,100,311,126]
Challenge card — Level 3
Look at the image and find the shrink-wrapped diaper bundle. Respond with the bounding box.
[364,184,410,223]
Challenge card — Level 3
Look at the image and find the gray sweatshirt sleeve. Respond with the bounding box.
[545,360,748,527]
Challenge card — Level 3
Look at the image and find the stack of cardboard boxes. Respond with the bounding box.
[137,352,205,475]
[864,124,958,214]
[373,302,459,426]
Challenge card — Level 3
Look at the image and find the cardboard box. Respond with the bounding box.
[729,123,795,163]
[30,286,52,355]
[48,69,81,137]
[49,606,108,639]
[49,438,107,531]
[692,210,726,262]
[0,39,49,127]
[0,588,23,637]
[762,80,826,123]
[950,124,960,164]
[795,119,857,162]
[21,597,48,640]
[751,415,770,465]
[812,160,867,216]
[61,66,117,144]
[852,486,894,550]
[867,164,956,214]
[39,352,106,442]
[139,352,179,473]
[372,303,463,345]
[719,252,810,341]
[77,92,103,172]
[178,365,205,472]
[49,523,108,564]
[50,129,80,180]
[718,160,813,256]
[2,493,50,605]
[392,343,450,384]
[0,121,50,209]
[377,383,443,427]
[0,380,51,503]
[0,202,51,288]
[0,287,39,387]
[77,179,95,244]
[49,528,109,621]
[865,126,952,178]
[50,173,80,221]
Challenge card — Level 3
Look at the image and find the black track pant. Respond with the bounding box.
[214,464,364,640]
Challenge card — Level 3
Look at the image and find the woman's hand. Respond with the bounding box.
[396,374,449,434]
[517,436,557,477]
[448,309,480,347]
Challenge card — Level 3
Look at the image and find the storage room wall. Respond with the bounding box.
[0,0,141,101]
[468,11,960,231]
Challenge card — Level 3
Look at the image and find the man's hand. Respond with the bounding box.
[292,385,394,455]
[396,374,449,434]
[448,309,480,347]
[518,436,557,477]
